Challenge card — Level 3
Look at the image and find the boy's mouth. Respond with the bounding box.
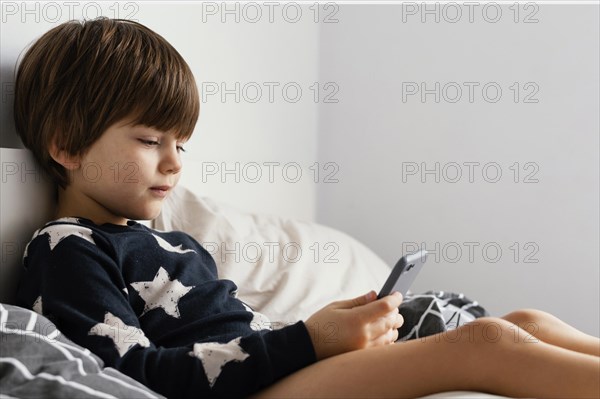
[150,186,171,197]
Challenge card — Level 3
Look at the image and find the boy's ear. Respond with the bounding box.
[48,140,81,170]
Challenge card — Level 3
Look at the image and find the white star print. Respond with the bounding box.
[242,303,272,331]
[54,217,81,224]
[24,218,87,258]
[39,223,95,250]
[130,267,194,319]
[32,296,43,314]
[152,234,196,254]
[23,228,40,260]
[88,312,150,357]
[189,337,250,387]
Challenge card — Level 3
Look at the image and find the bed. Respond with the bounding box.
[0,147,508,398]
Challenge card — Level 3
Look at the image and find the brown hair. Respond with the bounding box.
[13,17,200,188]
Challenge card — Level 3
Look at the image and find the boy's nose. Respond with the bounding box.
[160,146,182,174]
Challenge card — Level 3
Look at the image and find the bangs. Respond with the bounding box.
[85,19,200,141]
[122,48,200,141]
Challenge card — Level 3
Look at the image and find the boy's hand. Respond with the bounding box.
[304,290,404,361]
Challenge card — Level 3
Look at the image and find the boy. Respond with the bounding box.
[14,18,600,399]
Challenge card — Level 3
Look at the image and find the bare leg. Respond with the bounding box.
[253,317,600,399]
[501,309,600,357]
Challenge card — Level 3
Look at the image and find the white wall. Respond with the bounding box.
[316,3,599,335]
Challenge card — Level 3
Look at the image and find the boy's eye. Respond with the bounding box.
[139,138,185,153]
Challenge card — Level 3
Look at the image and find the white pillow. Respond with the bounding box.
[153,186,390,324]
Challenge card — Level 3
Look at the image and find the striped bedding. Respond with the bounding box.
[0,303,164,399]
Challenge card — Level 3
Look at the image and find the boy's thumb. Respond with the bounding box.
[333,290,378,309]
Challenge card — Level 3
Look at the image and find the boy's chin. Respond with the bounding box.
[128,206,163,222]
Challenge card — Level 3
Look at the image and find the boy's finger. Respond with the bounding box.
[331,290,377,309]
[356,292,403,319]
[395,312,404,329]
[371,309,404,337]
[370,328,399,347]
[391,291,404,305]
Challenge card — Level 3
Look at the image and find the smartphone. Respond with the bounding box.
[377,250,428,299]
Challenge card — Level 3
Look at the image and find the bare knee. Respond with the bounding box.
[501,308,549,329]
[423,317,536,354]
[460,317,526,348]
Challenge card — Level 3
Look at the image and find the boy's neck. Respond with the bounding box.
[55,185,129,226]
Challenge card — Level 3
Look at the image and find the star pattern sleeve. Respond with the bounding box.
[16,221,317,398]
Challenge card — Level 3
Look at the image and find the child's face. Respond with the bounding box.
[63,118,186,225]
